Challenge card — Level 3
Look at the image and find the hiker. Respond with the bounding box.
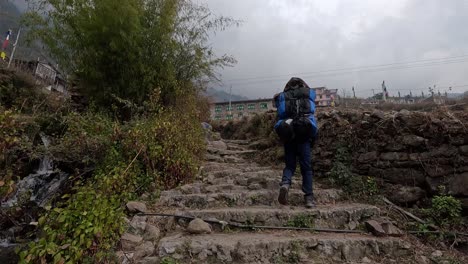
[273,77,318,208]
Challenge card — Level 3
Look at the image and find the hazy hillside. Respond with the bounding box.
[205,87,249,103]
[0,1,21,34]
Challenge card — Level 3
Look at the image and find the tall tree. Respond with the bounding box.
[23,0,238,107]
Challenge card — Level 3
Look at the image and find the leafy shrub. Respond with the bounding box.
[427,195,462,227]
[19,190,124,263]
[329,145,379,198]
[19,97,205,262]
[49,112,115,169]
[286,214,315,228]
[0,110,38,199]
[122,105,205,189]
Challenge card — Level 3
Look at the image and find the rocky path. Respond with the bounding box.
[119,139,440,264]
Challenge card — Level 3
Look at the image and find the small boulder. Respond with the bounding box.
[126,201,147,213]
[121,233,143,251]
[365,220,386,237]
[366,219,404,237]
[144,224,161,242]
[416,255,429,264]
[381,222,404,237]
[371,110,385,120]
[388,185,425,204]
[402,135,426,147]
[448,172,468,196]
[460,145,468,154]
[133,241,155,260]
[140,257,159,264]
[431,250,443,258]
[130,215,147,234]
[187,218,212,234]
[210,140,227,150]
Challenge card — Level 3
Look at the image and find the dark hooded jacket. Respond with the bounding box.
[274,77,318,142]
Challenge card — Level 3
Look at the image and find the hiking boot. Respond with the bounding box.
[304,195,316,208]
[278,184,290,205]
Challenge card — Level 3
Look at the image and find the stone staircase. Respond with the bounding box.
[119,139,440,264]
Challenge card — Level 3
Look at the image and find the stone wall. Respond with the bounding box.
[312,109,468,209]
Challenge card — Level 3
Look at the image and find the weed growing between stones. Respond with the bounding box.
[329,145,380,200]
[271,241,302,264]
[408,191,466,251]
[160,256,179,264]
[285,214,315,229]
[426,194,463,228]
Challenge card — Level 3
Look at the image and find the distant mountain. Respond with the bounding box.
[0,2,52,65]
[0,1,21,33]
[205,88,249,103]
[446,93,464,99]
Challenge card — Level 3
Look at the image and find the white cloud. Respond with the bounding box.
[203,0,468,98]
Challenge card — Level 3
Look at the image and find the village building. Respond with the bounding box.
[210,98,274,121]
[312,87,339,107]
[6,58,68,95]
[210,87,339,121]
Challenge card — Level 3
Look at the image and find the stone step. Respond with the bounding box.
[176,204,379,230]
[181,178,308,194]
[206,169,281,180]
[226,144,247,151]
[158,189,343,209]
[223,139,251,145]
[201,162,271,174]
[173,182,248,194]
[157,231,411,263]
[207,147,257,156]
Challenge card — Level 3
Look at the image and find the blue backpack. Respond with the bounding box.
[274,78,318,143]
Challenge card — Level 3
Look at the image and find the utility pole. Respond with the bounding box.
[229,85,232,117]
[7,28,21,69]
[382,81,387,102]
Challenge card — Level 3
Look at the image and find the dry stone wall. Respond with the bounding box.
[313,109,468,209]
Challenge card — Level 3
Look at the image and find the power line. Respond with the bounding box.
[222,58,468,86]
[226,54,468,83]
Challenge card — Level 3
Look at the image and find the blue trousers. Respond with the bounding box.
[281,140,313,196]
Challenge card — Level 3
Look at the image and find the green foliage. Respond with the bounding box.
[427,195,462,227]
[49,112,115,167]
[19,96,205,262]
[0,109,37,198]
[286,214,315,228]
[329,145,379,199]
[122,100,205,189]
[364,176,378,196]
[23,0,238,109]
[160,257,179,264]
[19,190,124,263]
[0,69,41,110]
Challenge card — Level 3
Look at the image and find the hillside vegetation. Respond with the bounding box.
[0,0,237,263]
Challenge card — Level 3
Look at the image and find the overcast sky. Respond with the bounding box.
[198,0,468,99]
[10,0,468,99]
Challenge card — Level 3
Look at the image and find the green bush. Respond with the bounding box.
[427,195,462,227]
[19,190,124,263]
[0,110,38,199]
[286,214,315,228]
[19,97,205,262]
[23,0,237,109]
[49,112,115,167]
[329,145,379,198]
